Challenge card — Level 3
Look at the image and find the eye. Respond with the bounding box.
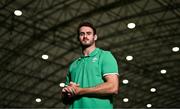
[87,32,92,35]
[80,32,85,36]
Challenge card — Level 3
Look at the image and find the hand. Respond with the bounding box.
[62,82,80,97]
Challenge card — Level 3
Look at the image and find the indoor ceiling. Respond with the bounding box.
[0,0,180,108]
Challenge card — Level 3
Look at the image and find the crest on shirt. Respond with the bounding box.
[92,57,98,62]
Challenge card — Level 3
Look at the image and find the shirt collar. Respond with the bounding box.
[80,48,100,58]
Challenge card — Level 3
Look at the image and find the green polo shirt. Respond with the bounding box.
[65,48,119,109]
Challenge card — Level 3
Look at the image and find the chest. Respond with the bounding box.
[70,56,102,78]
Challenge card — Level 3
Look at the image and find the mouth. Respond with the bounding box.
[83,38,89,41]
[81,39,89,44]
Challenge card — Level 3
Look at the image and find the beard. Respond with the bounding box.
[80,38,95,48]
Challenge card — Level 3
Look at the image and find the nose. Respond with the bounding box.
[84,33,87,38]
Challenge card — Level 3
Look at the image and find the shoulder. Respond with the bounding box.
[99,48,114,57]
[98,49,117,64]
[98,48,111,54]
[68,57,80,69]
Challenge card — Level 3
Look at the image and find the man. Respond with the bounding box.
[61,22,119,109]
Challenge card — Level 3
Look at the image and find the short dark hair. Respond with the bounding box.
[77,22,96,36]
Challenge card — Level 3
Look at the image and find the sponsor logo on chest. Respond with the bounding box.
[92,57,98,62]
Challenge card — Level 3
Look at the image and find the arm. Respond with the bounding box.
[63,74,119,97]
[79,74,119,96]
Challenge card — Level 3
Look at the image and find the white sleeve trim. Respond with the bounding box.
[103,73,119,76]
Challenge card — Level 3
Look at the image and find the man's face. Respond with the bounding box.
[79,26,97,47]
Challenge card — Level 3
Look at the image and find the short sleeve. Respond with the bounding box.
[101,51,119,76]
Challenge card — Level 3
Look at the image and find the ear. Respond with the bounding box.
[94,34,97,41]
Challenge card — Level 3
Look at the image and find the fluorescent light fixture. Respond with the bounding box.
[42,54,49,60]
[172,47,179,52]
[123,98,129,102]
[150,88,156,92]
[59,83,66,87]
[127,23,136,29]
[146,104,152,108]
[35,98,41,103]
[160,69,166,74]
[122,79,129,84]
[14,10,22,16]
[126,55,133,61]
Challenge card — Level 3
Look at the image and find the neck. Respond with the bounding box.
[82,44,96,56]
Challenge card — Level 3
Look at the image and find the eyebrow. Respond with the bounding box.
[80,31,92,34]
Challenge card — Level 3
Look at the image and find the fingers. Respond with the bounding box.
[62,86,76,97]
[69,88,76,96]
[62,82,80,97]
[69,81,80,87]
[62,86,72,93]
